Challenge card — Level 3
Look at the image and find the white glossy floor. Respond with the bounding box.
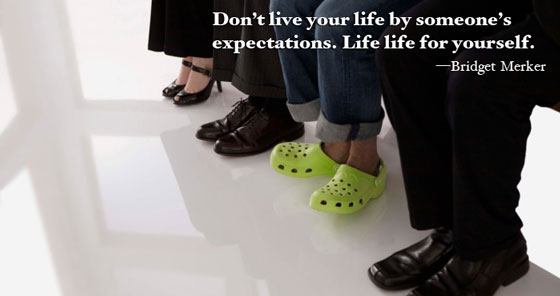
[1,1,560,296]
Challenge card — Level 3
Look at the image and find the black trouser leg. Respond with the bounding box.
[447,16,560,259]
[376,0,532,230]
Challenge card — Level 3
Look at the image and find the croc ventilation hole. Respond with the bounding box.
[318,176,365,209]
[276,143,314,173]
[278,165,284,170]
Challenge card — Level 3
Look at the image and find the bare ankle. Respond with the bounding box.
[346,155,381,176]
[322,141,350,164]
[176,57,192,85]
[346,137,381,176]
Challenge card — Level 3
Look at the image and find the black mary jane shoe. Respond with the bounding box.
[162,60,192,98]
[173,64,222,106]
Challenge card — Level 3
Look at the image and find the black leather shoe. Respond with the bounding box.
[196,98,260,141]
[369,228,454,290]
[214,109,305,156]
[409,235,529,296]
[174,80,221,106]
[174,64,222,106]
[162,60,190,98]
[162,80,186,98]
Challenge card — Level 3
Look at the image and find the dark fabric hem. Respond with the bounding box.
[148,46,213,59]
[454,232,523,261]
[213,68,286,98]
[410,217,452,232]
[212,68,234,83]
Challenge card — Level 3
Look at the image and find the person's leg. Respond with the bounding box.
[184,57,213,93]
[209,0,305,156]
[447,17,560,260]
[377,0,532,230]
[270,0,323,121]
[314,0,420,176]
[282,0,418,214]
[175,57,192,85]
[370,0,533,290]
[409,15,560,295]
[270,0,352,163]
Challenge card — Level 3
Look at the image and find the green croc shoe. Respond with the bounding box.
[309,161,386,214]
[270,142,340,178]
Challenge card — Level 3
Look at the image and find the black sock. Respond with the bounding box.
[248,96,266,108]
[263,98,294,120]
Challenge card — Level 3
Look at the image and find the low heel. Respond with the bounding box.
[502,257,530,287]
[217,81,223,93]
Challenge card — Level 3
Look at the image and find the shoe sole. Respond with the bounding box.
[501,255,530,286]
[367,267,426,291]
[214,125,305,157]
[195,133,220,142]
[173,96,210,106]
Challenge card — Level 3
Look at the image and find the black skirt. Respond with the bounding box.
[148,0,213,58]
[213,0,286,98]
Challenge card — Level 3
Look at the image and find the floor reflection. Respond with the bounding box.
[0,35,17,136]
[91,135,202,237]
[159,126,402,295]
[0,169,62,296]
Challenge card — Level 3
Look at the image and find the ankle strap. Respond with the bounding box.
[191,64,212,77]
[182,60,193,68]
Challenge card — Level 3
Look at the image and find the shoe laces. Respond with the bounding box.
[227,98,252,119]
[241,109,270,135]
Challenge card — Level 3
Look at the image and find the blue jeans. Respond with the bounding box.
[270,0,419,143]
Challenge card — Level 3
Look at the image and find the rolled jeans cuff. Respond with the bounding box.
[316,111,385,143]
[286,98,321,122]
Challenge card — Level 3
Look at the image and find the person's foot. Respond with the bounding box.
[196,98,261,141]
[270,142,341,178]
[214,108,304,156]
[309,160,386,214]
[408,235,529,296]
[322,142,350,164]
[174,57,213,103]
[162,58,191,98]
[368,228,454,291]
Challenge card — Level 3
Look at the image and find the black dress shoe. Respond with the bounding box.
[409,235,529,296]
[369,228,454,290]
[214,109,304,156]
[196,98,260,141]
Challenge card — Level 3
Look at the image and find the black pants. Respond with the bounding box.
[377,0,560,259]
[213,0,287,99]
[148,0,213,58]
